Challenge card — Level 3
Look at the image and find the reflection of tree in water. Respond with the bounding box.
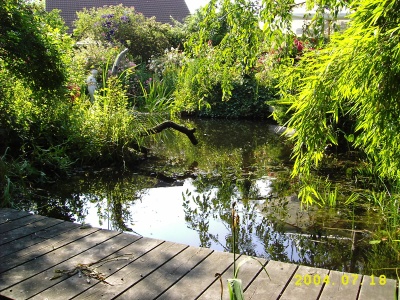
[183,173,266,256]
[18,170,155,231]
[16,118,386,276]
[182,171,373,274]
[18,193,86,222]
[183,192,213,248]
[93,179,142,232]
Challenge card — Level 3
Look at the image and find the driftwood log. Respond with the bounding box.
[132,121,198,155]
[140,121,198,145]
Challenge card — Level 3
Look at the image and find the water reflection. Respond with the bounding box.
[17,119,394,277]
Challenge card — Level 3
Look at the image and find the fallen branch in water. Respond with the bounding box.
[130,121,198,156]
[139,121,198,145]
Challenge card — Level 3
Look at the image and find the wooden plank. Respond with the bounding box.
[358,274,397,300]
[115,246,213,300]
[0,229,118,292]
[198,255,267,300]
[0,217,63,247]
[245,260,297,300]
[279,265,329,300]
[0,210,398,300]
[74,241,189,299]
[0,208,31,224]
[31,236,164,300]
[0,220,78,259]
[157,251,236,300]
[1,232,141,299]
[0,214,46,234]
[0,224,97,274]
[319,270,362,300]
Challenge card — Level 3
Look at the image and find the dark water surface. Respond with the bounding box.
[19,119,392,277]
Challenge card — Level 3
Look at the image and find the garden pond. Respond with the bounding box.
[17,119,398,278]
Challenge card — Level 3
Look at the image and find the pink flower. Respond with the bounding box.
[294,39,303,52]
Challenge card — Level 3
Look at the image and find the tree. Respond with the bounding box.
[173,0,400,203]
[0,0,68,90]
[278,0,400,197]
[174,0,348,114]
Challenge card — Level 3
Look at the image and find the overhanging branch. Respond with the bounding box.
[139,121,198,145]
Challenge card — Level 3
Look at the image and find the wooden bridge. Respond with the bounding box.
[0,208,397,300]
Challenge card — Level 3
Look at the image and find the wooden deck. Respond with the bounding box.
[0,208,397,300]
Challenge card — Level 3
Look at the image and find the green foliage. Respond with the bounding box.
[182,0,263,102]
[174,0,352,118]
[73,5,181,63]
[197,76,278,118]
[173,56,214,113]
[279,0,400,186]
[138,78,174,113]
[0,0,69,91]
[178,0,400,210]
[0,1,189,204]
[178,0,349,106]
[0,149,46,207]
[69,75,143,162]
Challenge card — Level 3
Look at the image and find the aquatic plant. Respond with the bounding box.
[222,202,269,300]
[138,77,174,113]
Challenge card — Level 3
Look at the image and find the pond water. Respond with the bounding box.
[19,119,394,277]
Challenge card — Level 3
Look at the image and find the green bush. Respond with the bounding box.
[73,5,182,64]
[68,74,144,162]
[198,76,278,119]
[0,0,70,91]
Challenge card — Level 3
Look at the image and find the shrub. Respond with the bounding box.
[73,5,179,64]
[0,0,70,91]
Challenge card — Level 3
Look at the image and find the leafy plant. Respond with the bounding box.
[0,0,70,91]
[138,78,174,113]
[275,0,400,205]
[73,5,178,63]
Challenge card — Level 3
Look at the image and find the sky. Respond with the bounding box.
[185,0,210,13]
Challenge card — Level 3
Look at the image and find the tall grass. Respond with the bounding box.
[138,77,174,113]
[70,75,144,163]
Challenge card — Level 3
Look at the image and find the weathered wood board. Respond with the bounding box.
[0,208,397,300]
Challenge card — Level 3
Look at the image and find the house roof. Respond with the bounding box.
[46,0,191,32]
